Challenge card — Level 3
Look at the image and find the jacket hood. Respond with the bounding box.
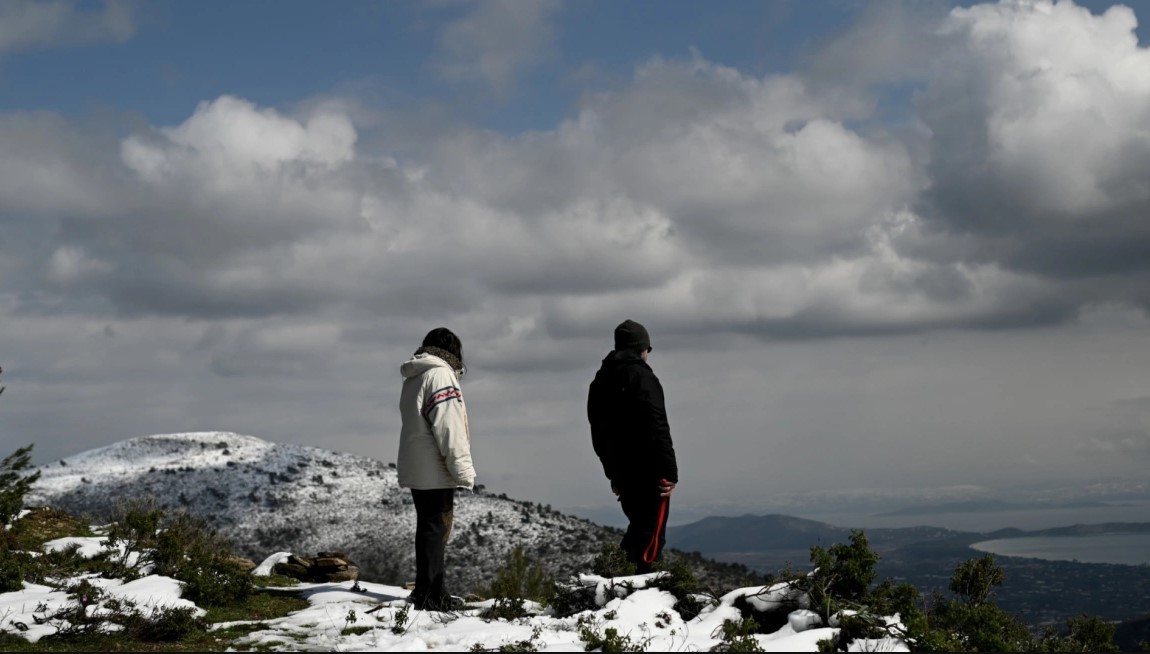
[400,352,455,380]
[601,349,647,366]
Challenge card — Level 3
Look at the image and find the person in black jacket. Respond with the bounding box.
[587,319,679,573]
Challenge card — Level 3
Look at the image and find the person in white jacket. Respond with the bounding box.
[397,327,476,611]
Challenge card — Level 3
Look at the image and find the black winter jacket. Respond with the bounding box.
[587,351,679,490]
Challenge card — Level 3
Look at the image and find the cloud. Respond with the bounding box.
[0,0,135,53]
[909,0,1150,291]
[1,4,1148,374]
[431,0,560,92]
[804,0,951,88]
[1078,395,1150,458]
[5,0,1150,518]
[7,3,1148,358]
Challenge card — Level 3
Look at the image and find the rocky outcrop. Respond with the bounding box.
[272,551,359,582]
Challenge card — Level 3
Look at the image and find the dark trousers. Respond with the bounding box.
[619,488,670,574]
[411,488,455,606]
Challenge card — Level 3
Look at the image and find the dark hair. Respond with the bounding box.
[422,327,463,366]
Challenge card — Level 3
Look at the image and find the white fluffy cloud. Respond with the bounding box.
[7,1,1148,349]
[911,1,1150,286]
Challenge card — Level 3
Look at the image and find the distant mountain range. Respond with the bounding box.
[666,513,961,554]
[26,432,755,594]
[873,499,1117,517]
[666,512,1150,557]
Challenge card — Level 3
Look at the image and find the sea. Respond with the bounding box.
[969,532,1150,566]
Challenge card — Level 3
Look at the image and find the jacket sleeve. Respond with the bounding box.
[587,377,618,483]
[637,371,678,483]
[423,369,476,489]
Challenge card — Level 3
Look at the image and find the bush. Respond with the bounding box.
[102,498,166,579]
[117,603,208,642]
[1032,614,1120,652]
[84,500,252,607]
[0,444,41,528]
[710,617,765,652]
[591,543,637,579]
[577,615,651,652]
[0,546,33,592]
[8,506,94,551]
[0,369,42,528]
[949,554,1006,606]
[488,544,553,605]
[548,580,599,618]
[651,555,713,621]
[47,578,109,639]
[807,529,879,616]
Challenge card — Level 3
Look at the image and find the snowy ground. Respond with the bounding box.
[1,540,908,652]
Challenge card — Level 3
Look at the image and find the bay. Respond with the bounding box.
[970,532,1150,566]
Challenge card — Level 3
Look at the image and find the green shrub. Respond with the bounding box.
[867,576,922,622]
[71,501,253,608]
[8,506,94,551]
[710,617,765,652]
[949,554,1006,606]
[0,444,41,528]
[152,510,253,607]
[591,543,636,578]
[105,598,208,642]
[651,555,713,620]
[391,602,411,635]
[481,596,529,621]
[0,546,32,592]
[177,561,253,607]
[807,529,879,616]
[102,498,165,579]
[548,580,599,618]
[577,615,650,652]
[25,542,106,585]
[488,544,553,604]
[893,555,1107,653]
[46,578,109,639]
[1034,614,1119,652]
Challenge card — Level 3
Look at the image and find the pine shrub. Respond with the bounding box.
[651,555,713,620]
[0,445,41,527]
[488,544,553,605]
[590,543,636,578]
[0,546,32,592]
[711,617,765,652]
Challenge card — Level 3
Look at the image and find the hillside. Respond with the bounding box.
[666,512,1150,627]
[26,432,756,594]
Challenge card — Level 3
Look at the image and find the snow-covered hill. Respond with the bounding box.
[26,432,745,594]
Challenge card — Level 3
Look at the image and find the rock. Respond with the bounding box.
[272,562,308,579]
[322,567,359,583]
[272,551,359,583]
[224,555,257,573]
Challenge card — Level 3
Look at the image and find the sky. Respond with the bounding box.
[2,0,1150,527]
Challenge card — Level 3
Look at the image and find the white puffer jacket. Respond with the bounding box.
[397,353,476,490]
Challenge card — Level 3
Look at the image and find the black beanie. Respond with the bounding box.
[614,319,651,352]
